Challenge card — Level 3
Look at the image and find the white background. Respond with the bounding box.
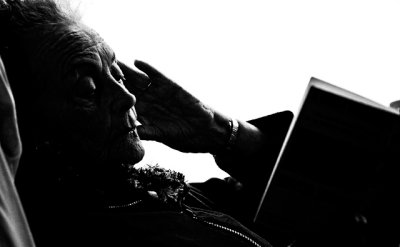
[74,0,400,182]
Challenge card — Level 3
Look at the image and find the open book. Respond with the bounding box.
[253,78,400,246]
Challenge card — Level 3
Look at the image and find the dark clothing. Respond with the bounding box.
[0,57,36,247]
[75,204,269,247]
[16,111,293,247]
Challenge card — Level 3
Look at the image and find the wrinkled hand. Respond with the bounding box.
[0,57,22,176]
[118,60,230,154]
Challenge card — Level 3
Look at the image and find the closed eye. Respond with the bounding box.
[75,76,96,99]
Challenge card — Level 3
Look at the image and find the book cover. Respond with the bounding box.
[254,78,400,246]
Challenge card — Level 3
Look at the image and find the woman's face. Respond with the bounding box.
[32,24,145,165]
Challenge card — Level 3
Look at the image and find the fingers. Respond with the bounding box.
[134,60,166,82]
[0,58,21,173]
[134,60,187,96]
[117,60,151,91]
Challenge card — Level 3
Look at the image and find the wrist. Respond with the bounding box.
[226,118,239,151]
[212,118,266,175]
[212,116,266,156]
[211,111,233,154]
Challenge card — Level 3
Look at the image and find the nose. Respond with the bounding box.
[109,80,137,113]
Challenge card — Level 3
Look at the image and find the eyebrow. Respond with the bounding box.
[66,41,116,80]
[69,56,102,76]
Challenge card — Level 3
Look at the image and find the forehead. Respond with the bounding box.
[32,23,115,82]
[62,25,114,71]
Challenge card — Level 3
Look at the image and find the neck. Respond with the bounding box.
[91,165,143,205]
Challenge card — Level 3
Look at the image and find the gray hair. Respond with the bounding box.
[0,0,82,141]
[1,0,81,51]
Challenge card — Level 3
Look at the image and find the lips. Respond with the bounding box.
[111,110,141,142]
[126,111,135,129]
[128,129,139,138]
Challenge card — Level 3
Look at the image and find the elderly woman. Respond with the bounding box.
[0,0,294,246]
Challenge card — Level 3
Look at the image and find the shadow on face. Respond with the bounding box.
[30,23,145,167]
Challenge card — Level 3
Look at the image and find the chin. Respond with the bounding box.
[109,135,145,165]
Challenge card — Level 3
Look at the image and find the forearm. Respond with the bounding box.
[210,111,292,221]
[213,120,271,185]
[213,111,293,190]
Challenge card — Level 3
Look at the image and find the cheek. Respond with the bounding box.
[63,100,111,144]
